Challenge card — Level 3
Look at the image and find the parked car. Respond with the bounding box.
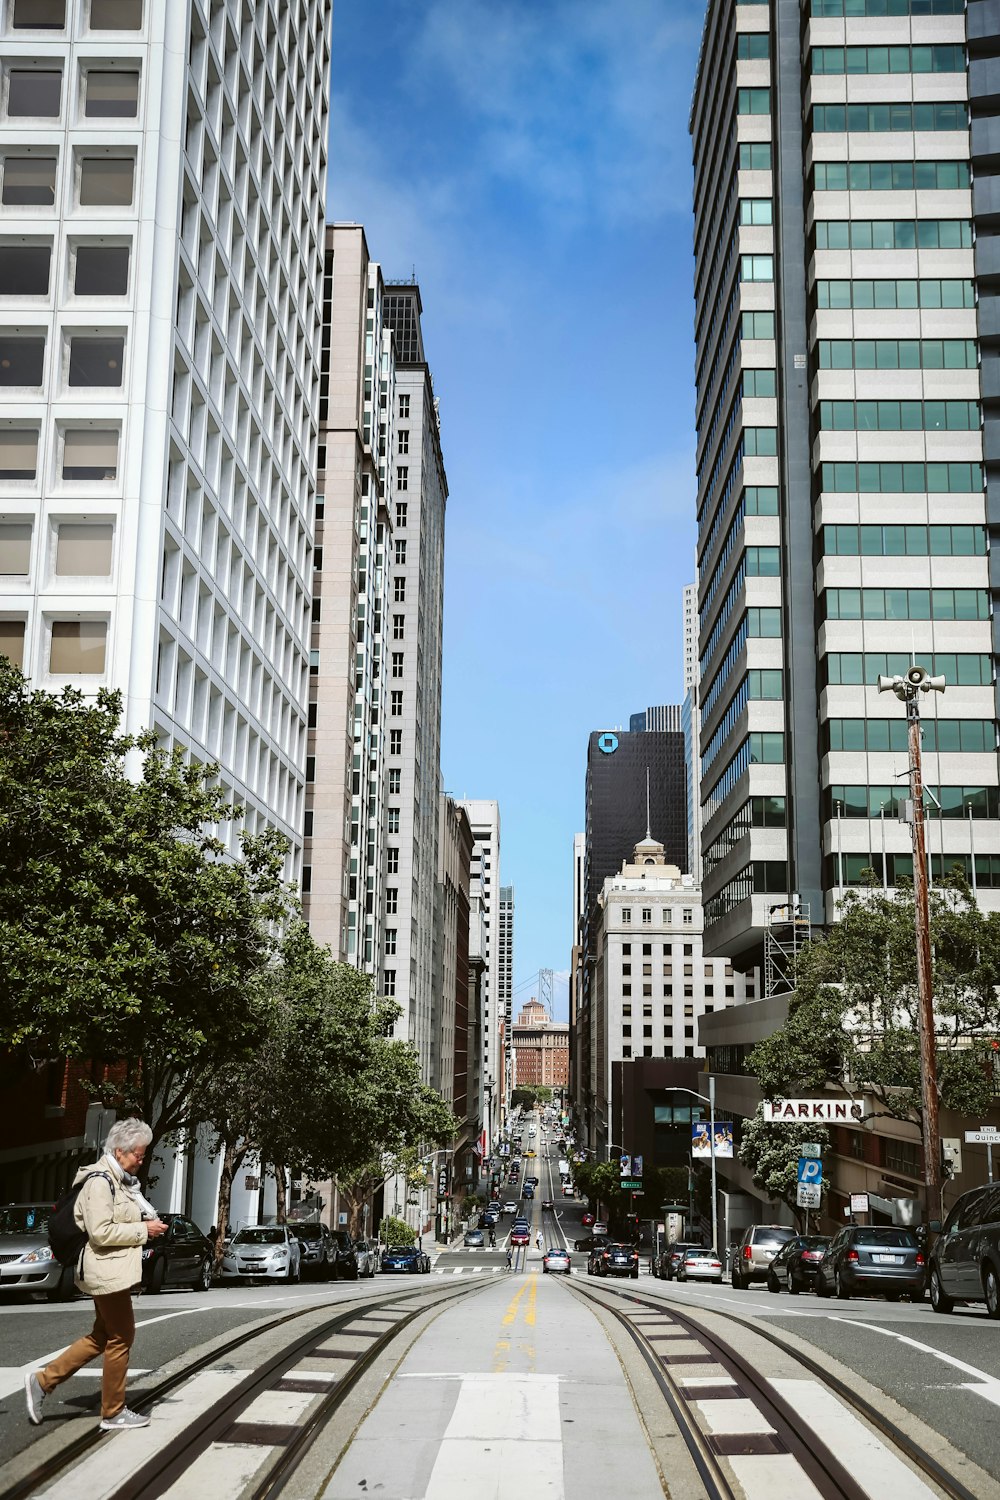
[0,1203,75,1302]
[291,1222,336,1280]
[588,1242,639,1279]
[141,1213,214,1293]
[731,1224,798,1289]
[221,1225,302,1283]
[464,1229,485,1249]
[929,1185,1000,1316]
[353,1239,379,1278]
[656,1241,703,1281]
[815,1226,925,1302]
[676,1248,724,1284]
[766,1235,831,1296]
[381,1244,430,1274]
[562,1185,575,1197]
[592,1221,608,1236]
[511,1226,530,1247]
[542,1248,571,1275]
[574,1232,609,1252]
[327,1229,365,1280]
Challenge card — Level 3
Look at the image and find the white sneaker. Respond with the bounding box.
[24,1371,45,1425]
[100,1407,151,1432]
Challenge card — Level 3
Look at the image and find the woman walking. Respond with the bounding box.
[24,1118,168,1431]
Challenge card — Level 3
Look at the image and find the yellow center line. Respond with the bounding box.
[501,1280,529,1326]
[524,1274,538,1327]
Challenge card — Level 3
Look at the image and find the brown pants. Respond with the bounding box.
[38,1289,135,1419]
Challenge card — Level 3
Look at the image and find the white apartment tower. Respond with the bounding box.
[682,580,702,882]
[380,283,447,1082]
[498,883,514,1107]
[458,799,500,1141]
[304,225,394,968]
[0,0,331,876]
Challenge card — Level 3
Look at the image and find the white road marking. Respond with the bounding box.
[422,1373,564,1499]
[134,1309,203,1329]
[833,1315,1000,1404]
[159,1441,270,1498]
[770,1378,938,1498]
[238,1386,317,1423]
[729,1453,825,1500]
[695,1397,775,1435]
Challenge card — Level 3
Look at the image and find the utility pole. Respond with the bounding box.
[877,665,946,1226]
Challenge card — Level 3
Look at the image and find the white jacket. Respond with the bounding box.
[73,1156,148,1296]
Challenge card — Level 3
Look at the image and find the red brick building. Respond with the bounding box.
[512,999,569,1090]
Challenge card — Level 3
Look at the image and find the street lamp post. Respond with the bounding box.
[877,665,945,1226]
[666,1082,719,1256]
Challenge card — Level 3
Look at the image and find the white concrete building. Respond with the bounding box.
[457,798,501,1148]
[0,0,330,879]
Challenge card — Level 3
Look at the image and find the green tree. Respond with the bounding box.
[749,879,1000,1135]
[738,1109,829,1229]
[0,664,289,1164]
[379,1215,415,1248]
[511,1087,538,1110]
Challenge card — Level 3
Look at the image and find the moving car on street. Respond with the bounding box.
[588,1242,640,1279]
[542,1247,571,1275]
[815,1226,925,1302]
[766,1235,831,1296]
[511,1225,530,1247]
[731,1224,797,1289]
[676,1248,723,1284]
[502,1201,519,1215]
[221,1225,302,1283]
[141,1213,214,1293]
[581,1212,595,1227]
[464,1229,485,1248]
[381,1244,431,1274]
[929,1185,1000,1316]
[0,1203,75,1301]
[541,1199,554,1210]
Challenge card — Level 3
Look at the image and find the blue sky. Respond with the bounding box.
[328,0,707,1021]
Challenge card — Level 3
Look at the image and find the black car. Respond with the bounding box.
[141,1213,214,1294]
[574,1232,610,1253]
[930,1184,1000,1316]
[815,1225,925,1302]
[588,1242,639,1279]
[330,1229,363,1279]
[766,1235,831,1295]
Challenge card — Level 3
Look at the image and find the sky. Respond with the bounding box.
[328,0,708,1021]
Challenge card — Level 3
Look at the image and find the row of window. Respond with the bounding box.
[704,861,788,926]
[812,160,970,193]
[818,399,980,432]
[703,730,786,826]
[0,518,113,576]
[0,333,125,389]
[815,278,975,309]
[701,667,784,775]
[820,525,986,558]
[828,853,1000,889]
[0,617,107,673]
[826,784,1000,819]
[817,339,978,371]
[6,1,142,28]
[0,242,130,299]
[825,718,996,753]
[2,67,141,121]
[822,651,993,687]
[811,0,964,12]
[0,425,120,481]
[1,154,135,208]
[811,45,965,75]
[814,219,973,252]
[820,461,983,493]
[704,797,788,878]
[700,607,784,746]
[811,102,968,134]
[823,587,989,622]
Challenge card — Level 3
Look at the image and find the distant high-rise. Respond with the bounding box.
[682,582,702,882]
[457,800,501,1145]
[498,884,514,1107]
[691,0,1000,968]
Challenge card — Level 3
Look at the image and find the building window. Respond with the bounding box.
[0,427,38,478]
[385,887,398,914]
[394,539,406,565]
[0,335,45,386]
[387,808,399,833]
[1,156,56,206]
[74,244,129,296]
[0,619,25,666]
[68,336,124,387]
[390,689,402,716]
[641,908,652,924]
[0,242,51,295]
[12,1,67,28]
[62,428,119,480]
[621,908,631,924]
[55,522,113,575]
[683,908,693,925]
[388,767,401,793]
[622,963,631,976]
[301,865,311,894]
[399,394,409,418]
[383,968,396,996]
[7,70,62,117]
[396,465,408,491]
[622,943,631,956]
[49,619,106,674]
[84,71,140,118]
[622,984,632,996]
[78,156,134,206]
[305,755,315,781]
[387,847,399,874]
[398,430,409,455]
[392,613,404,639]
[389,729,402,754]
[661,908,672,924]
[384,928,397,955]
[391,651,403,678]
[0,521,31,575]
[395,501,407,529]
[393,577,405,602]
[90,0,144,27]
[309,649,319,675]
[622,1025,632,1038]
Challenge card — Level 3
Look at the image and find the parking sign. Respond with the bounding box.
[797,1157,823,1185]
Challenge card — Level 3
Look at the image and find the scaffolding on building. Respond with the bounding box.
[764,900,813,1000]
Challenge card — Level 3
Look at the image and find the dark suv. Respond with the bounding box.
[293,1222,335,1279]
[816,1225,925,1302]
[731,1224,797,1288]
[930,1184,1000,1316]
[330,1230,362,1279]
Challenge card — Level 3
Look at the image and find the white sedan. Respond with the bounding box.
[676,1248,723,1284]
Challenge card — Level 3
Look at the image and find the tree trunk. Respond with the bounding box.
[273,1162,287,1224]
[213,1137,248,1270]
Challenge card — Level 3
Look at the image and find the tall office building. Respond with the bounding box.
[457,799,501,1145]
[380,284,448,1081]
[498,883,514,1107]
[0,0,330,875]
[692,0,1000,970]
[682,581,699,695]
[304,225,394,965]
[433,794,474,1190]
[682,581,703,881]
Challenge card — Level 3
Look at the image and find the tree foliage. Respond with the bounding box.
[749,879,1000,1132]
[738,1110,829,1229]
[0,663,289,1155]
[379,1215,415,1248]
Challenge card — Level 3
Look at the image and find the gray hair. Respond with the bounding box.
[105,1118,153,1156]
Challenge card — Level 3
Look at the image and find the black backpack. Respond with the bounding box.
[48,1172,115,1267]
